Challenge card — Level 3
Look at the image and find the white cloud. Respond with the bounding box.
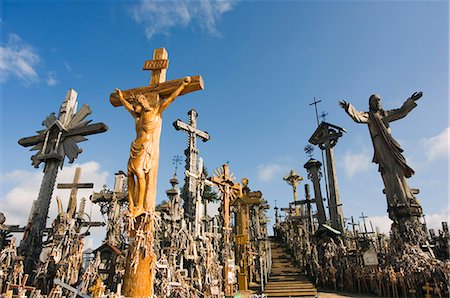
[342,149,371,178]
[420,127,449,161]
[367,207,449,235]
[426,206,450,233]
[256,163,287,182]
[0,161,109,248]
[130,0,235,40]
[46,72,58,86]
[367,214,392,234]
[64,62,72,72]
[0,34,40,83]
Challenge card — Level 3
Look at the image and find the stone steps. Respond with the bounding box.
[264,240,317,298]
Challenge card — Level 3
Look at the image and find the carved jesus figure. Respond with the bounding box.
[339,92,423,219]
[116,76,192,216]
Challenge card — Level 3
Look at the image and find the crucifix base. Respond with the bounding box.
[122,212,156,297]
[390,218,427,253]
[387,202,423,221]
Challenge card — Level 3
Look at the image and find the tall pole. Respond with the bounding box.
[309,98,331,208]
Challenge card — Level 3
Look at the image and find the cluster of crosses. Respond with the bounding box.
[0,48,273,298]
[273,101,449,298]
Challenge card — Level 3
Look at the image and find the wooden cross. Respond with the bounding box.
[91,171,127,248]
[53,278,90,298]
[283,170,303,216]
[231,178,262,292]
[19,89,108,168]
[421,240,436,258]
[18,89,108,275]
[210,163,241,296]
[57,167,94,218]
[422,282,433,298]
[359,212,374,236]
[110,47,204,297]
[6,274,35,297]
[109,48,203,107]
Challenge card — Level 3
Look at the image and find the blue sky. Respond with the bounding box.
[0,0,448,242]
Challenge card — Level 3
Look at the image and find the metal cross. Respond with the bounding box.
[309,97,322,126]
[172,155,182,176]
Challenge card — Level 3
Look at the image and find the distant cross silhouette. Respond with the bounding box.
[320,111,328,122]
[304,144,314,158]
[309,97,322,126]
[172,155,182,176]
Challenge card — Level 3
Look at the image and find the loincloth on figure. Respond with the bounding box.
[128,140,153,175]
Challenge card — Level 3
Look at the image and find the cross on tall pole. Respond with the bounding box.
[310,97,322,126]
[110,47,204,297]
[90,171,128,247]
[18,89,108,276]
[173,109,210,221]
[309,97,330,208]
[359,212,371,236]
[172,155,182,176]
[210,164,242,297]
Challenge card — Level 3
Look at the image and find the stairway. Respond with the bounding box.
[264,240,318,297]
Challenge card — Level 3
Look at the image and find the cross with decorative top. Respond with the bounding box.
[173,109,210,221]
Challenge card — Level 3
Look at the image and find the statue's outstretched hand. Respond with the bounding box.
[410,91,423,101]
[339,100,349,110]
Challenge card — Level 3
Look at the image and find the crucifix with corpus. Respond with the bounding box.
[110,47,204,297]
[210,163,242,297]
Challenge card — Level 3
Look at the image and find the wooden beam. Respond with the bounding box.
[109,75,204,107]
[57,183,94,189]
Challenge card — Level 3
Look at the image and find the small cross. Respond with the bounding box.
[320,111,328,122]
[422,282,432,298]
[173,109,210,144]
[359,212,369,235]
[172,155,182,176]
[309,97,322,126]
[6,274,35,297]
[304,144,314,158]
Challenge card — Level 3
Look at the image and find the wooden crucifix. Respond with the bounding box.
[173,109,210,222]
[231,178,262,293]
[110,47,204,297]
[6,274,35,297]
[210,164,242,297]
